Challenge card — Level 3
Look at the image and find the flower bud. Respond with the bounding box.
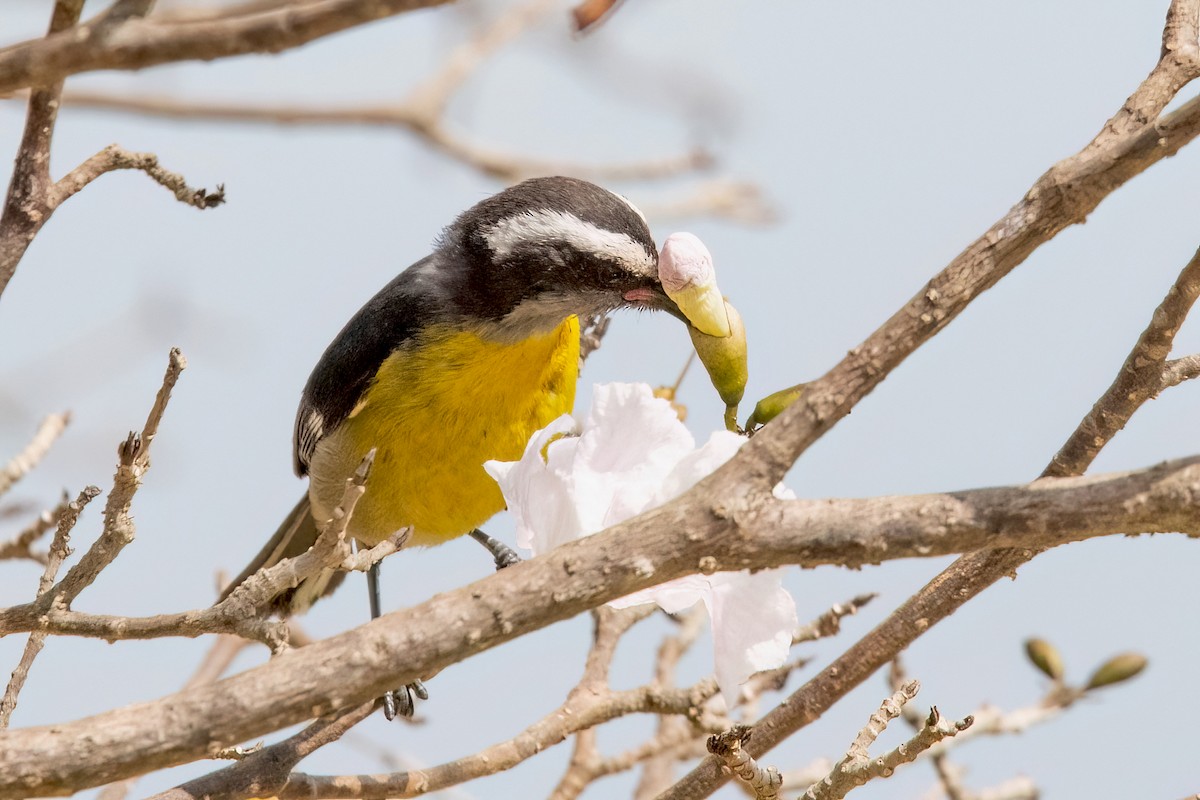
[1085,652,1147,690]
[1024,638,1064,681]
[688,300,747,430]
[660,232,730,337]
[746,383,807,431]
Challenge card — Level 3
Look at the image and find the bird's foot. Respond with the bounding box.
[380,680,428,721]
[469,528,522,571]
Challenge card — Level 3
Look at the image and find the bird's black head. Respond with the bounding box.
[436,176,678,338]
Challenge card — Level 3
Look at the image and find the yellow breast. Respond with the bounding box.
[307,317,580,546]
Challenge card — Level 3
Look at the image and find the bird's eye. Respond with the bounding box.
[597,261,626,286]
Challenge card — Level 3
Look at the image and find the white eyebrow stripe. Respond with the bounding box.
[614,191,648,226]
[483,209,656,276]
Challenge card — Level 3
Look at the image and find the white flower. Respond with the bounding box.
[485,383,798,708]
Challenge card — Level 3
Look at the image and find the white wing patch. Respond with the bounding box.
[294,406,325,473]
[483,209,656,276]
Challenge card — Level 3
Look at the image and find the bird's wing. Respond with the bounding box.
[292,255,447,475]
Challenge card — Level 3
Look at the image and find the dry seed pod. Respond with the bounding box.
[1085,652,1147,690]
[652,385,688,422]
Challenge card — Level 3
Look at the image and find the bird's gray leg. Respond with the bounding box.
[368,561,427,720]
[469,528,521,570]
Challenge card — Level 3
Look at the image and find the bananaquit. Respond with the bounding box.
[221,176,704,717]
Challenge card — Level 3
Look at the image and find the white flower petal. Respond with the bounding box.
[484,415,580,553]
[487,382,799,712]
[571,384,694,530]
[610,574,709,614]
[708,570,798,708]
[650,430,744,508]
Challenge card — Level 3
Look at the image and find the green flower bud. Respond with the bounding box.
[1086,652,1147,690]
[745,383,807,431]
[687,300,747,431]
[1024,638,1064,681]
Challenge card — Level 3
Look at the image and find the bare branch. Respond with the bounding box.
[802,682,971,800]
[0,1,85,297]
[53,90,713,183]
[1045,244,1200,477]
[49,349,185,604]
[662,8,1200,792]
[274,680,720,799]
[0,453,378,651]
[149,701,377,800]
[147,0,298,24]
[741,92,1200,485]
[1,103,222,297]
[0,0,461,95]
[95,633,251,800]
[633,608,709,799]
[3,455,1197,647]
[46,0,720,186]
[404,0,557,120]
[0,413,70,498]
[793,593,877,645]
[640,182,777,226]
[593,723,706,784]
[0,485,100,728]
[572,0,626,33]
[1,450,1199,795]
[0,494,68,564]
[51,144,225,208]
[707,726,781,800]
[1160,353,1200,390]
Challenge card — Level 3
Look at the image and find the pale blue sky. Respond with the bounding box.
[2,1,1198,797]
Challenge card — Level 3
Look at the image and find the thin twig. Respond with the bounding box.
[51,144,225,209]
[49,349,185,604]
[49,0,713,184]
[1159,353,1200,390]
[633,607,708,799]
[0,413,70,497]
[0,0,462,94]
[0,0,85,298]
[707,726,781,800]
[793,593,877,645]
[95,633,251,800]
[0,2,222,299]
[405,0,558,120]
[1045,244,1200,477]
[0,453,384,651]
[640,181,777,226]
[802,682,972,800]
[0,492,68,564]
[572,0,626,32]
[661,9,1200,793]
[148,701,378,800]
[52,94,711,185]
[0,485,99,728]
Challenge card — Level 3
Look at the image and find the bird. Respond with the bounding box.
[218,176,727,718]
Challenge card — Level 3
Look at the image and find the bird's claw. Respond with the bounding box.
[381,680,428,721]
[492,546,521,570]
[468,528,522,571]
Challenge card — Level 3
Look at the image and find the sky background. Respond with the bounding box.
[2,1,1198,797]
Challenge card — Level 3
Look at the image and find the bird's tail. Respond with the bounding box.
[217,494,346,616]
